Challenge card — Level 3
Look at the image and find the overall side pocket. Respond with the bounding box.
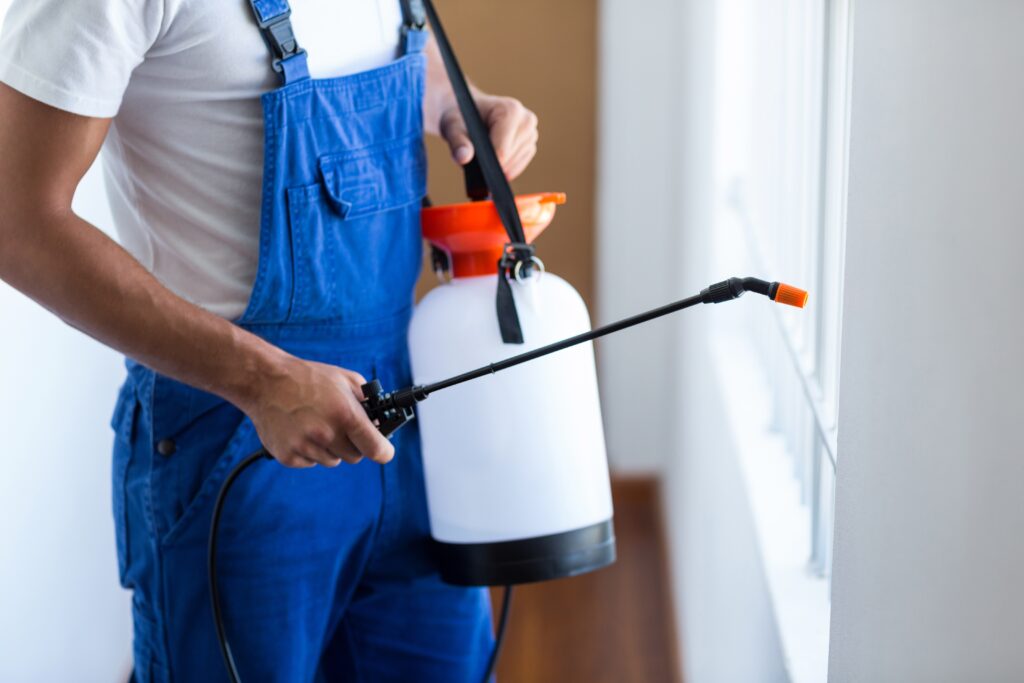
[158,417,258,548]
[147,375,259,548]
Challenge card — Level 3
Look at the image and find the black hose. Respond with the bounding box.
[208,450,267,683]
[482,586,513,683]
[210,453,516,683]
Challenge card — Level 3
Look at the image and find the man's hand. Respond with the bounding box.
[438,93,539,180]
[242,358,395,469]
[423,34,539,180]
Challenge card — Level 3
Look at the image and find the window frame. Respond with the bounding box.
[705,0,854,678]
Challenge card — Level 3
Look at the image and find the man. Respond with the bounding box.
[0,0,538,680]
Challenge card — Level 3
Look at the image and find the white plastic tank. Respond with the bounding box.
[410,193,615,586]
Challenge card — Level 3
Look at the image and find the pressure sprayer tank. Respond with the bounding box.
[409,192,615,586]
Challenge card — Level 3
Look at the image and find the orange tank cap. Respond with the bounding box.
[421,192,566,278]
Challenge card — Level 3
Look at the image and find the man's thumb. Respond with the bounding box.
[441,112,475,165]
[450,134,474,165]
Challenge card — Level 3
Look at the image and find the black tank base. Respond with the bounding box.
[434,519,616,587]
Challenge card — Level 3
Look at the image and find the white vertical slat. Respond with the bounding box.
[715,0,848,585]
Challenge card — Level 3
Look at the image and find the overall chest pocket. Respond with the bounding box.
[286,134,426,322]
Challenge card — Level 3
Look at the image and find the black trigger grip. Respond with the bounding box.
[360,379,424,438]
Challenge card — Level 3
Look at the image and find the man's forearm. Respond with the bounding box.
[0,82,286,413]
[0,205,286,412]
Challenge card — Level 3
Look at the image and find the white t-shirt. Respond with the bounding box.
[0,0,405,319]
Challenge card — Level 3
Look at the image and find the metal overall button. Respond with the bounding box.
[156,439,177,457]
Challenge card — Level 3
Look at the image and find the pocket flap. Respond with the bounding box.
[318,135,426,219]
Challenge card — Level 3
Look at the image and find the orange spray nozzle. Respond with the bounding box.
[772,283,809,308]
[700,277,809,308]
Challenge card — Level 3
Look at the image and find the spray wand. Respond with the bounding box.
[210,275,807,683]
[361,276,808,436]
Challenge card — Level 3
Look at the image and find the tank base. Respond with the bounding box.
[434,519,616,586]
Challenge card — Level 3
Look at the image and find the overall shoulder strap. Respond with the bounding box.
[247,0,310,84]
[399,0,428,54]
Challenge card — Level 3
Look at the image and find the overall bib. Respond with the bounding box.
[109,2,493,680]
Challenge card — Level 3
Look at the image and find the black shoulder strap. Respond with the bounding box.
[422,0,533,344]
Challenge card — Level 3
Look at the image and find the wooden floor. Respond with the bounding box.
[491,478,681,682]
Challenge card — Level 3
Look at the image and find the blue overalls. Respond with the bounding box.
[109,1,493,680]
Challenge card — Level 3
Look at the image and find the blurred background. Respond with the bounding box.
[4,0,1024,681]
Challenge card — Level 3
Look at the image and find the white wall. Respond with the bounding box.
[595,0,686,474]
[0,160,133,681]
[828,1,1024,680]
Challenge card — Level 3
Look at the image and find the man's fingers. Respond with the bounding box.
[502,124,538,179]
[440,109,474,165]
[274,451,317,469]
[517,121,539,152]
[342,370,368,397]
[350,419,395,464]
[503,113,538,176]
[486,102,524,164]
[504,143,537,180]
[502,120,539,178]
[327,432,364,465]
[345,405,395,465]
[328,372,392,465]
[296,442,343,468]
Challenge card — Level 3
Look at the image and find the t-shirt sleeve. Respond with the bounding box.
[0,0,165,118]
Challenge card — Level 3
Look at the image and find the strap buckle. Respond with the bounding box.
[499,242,537,279]
[259,11,306,72]
[401,0,427,30]
[495,242,534,344]
[431,245,452,283]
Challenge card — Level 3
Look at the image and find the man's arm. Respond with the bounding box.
[422,34,539,180]
[0,82,393,469]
